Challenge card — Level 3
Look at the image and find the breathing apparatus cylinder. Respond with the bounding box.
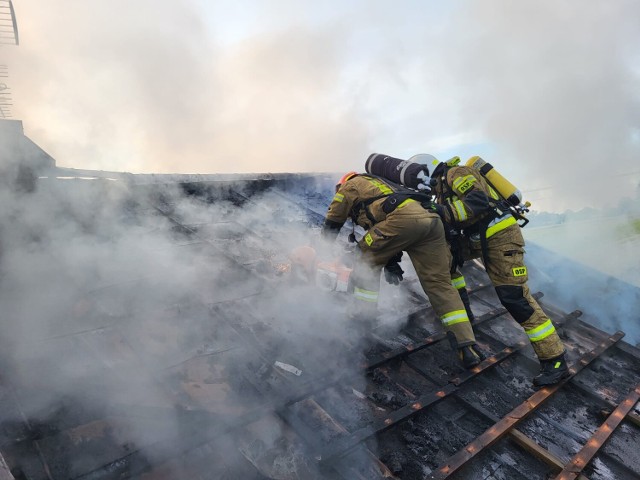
[365,153,430,190]
[465,156,523,207]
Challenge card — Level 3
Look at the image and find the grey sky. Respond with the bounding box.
[4,0,640,211]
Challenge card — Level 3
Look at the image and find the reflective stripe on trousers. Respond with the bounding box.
[441,309,470,326]
[525,318,556,342]
[486,214,517,238]
[353,287,379,303]
[451,275,466,290]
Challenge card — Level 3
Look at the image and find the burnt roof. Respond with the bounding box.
[0,169,639,480]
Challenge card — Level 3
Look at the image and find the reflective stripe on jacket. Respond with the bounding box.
[325,175,422,230]
[434,165,513,234]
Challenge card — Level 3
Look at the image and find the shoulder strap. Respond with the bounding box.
[351,174,435,223]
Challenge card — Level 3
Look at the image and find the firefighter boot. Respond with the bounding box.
[447,332,483,369]
[533,353,570,387]
[458,345,484,369]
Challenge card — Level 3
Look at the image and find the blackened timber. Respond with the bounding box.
[292,399,397,479]
[449,343,523,386]
[33,298,576,473]
[364,293,543,371]
[427,331,626,480]
[456,362,635,480]
[4,385,54,480]
[563,315,640,368]
[219,293,540,424]
[113,301,582,477]
[570,375,640,429]
[615,339,640,363]
[227,292,526,410]
[407,307,579,388]
[509,430,565,471]
[236,355,396,479]
[554,384,640,480]
[454,391,590,480]
[249,375,397,478]
[319,384,456,463]
[318,345,518,464]
[236,364,327,449]
[625,411,640,428]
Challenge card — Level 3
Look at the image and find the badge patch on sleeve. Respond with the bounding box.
[364,233,373,246]
[512,266,527,277]
[453,175,476,195]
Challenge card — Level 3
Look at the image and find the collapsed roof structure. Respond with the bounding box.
[0,122,639,480]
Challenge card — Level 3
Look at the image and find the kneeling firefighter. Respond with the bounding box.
[424,154,569,386]
[321,154,483,368]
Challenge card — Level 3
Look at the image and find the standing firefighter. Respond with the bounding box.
[321,168,483,368]
[426,155,569,386]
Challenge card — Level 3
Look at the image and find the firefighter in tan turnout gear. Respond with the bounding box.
[321,169,483,368]
[426,155,569,386]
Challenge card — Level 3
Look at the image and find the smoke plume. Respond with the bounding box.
[5,1,640,211]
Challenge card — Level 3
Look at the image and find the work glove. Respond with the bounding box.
[384,261,404,285]
[429,202,446,219]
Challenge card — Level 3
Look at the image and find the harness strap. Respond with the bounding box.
[350,175,432,227]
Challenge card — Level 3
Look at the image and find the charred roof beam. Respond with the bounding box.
[365,289,540,371]
[427,330,625,480]
[554,384,640,480]
[318,343,520,465]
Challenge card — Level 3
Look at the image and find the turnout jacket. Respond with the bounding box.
[323,174,428,238]
[322,173,478,348]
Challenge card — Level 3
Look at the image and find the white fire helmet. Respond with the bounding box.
[408,153,439,183]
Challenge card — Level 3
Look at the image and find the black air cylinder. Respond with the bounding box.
[365,153,430,190]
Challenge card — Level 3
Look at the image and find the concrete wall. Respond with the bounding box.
[0,119,55,192]
[0,119,55,168]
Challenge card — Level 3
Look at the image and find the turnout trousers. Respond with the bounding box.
[349,202,476,346]
[454,225,564,360]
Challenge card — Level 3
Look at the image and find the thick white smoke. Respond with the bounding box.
[5,1,638,212]
[434,0,640,212]
[0,158,389,476]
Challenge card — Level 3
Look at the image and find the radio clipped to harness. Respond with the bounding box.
[465,156,531,227]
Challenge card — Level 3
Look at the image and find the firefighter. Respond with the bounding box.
[427,156,569,386]
[321,171,483,368]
